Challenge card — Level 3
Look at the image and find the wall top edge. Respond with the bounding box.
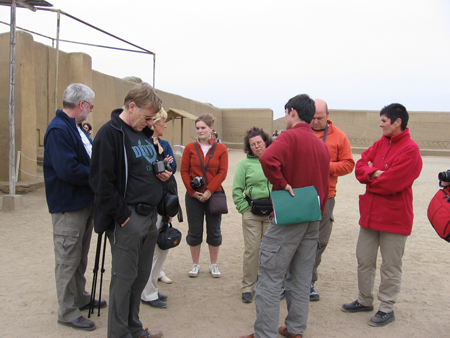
[331,109,450,114]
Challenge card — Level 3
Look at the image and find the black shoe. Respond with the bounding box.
[58,316,96,331]
[242,292,252,303]
[310,284,320,301]
[369,310,395,327]
[158,292,168,301]
[342,300,374,313]
[142,298,167,308]
[137,328,164,338]
[79,299,107,311]
[280,287,286,301]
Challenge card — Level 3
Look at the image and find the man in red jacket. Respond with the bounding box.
[239,94,330,338]
[309,99,355,301]
[342,103,422,327]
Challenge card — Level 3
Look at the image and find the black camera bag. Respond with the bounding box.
[157,176,183,221]
[157,218,182,250]
[245,196,273,216]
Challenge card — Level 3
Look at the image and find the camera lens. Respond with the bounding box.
[164,161,172,172]
[438,170,450,182]
[190,176,204,189]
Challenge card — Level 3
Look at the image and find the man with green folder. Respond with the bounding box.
[239,94,329,338]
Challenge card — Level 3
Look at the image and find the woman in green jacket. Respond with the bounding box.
[232,127,273,304]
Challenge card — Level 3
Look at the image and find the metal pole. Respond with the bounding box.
[172,116,175,147]
[54,10,60,111]
[8,0,17,195]
[15,151,20,183]
[153,54,156,88]
[181,117,184,146]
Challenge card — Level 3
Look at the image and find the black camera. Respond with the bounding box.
[152,160,172,175]
[438,169,450,182]
[190,176,204,189]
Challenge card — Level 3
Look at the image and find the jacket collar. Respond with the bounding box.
[110,108,154,138]
[56,109,77,128]
[384,127,410,144]
[196,137,215,146]
[312,119,335,134]
[292,122,313,132]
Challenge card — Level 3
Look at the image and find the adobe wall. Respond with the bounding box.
[0,31,37,183]
[327,109,450,156]
[222,108,273,149]
[1,31,448,185]
[0,31,268,183]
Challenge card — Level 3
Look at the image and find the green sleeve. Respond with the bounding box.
[232,160,250,214]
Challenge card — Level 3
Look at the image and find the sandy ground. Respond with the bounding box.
[1,150,449,338]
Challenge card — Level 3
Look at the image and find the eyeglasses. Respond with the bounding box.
[136,106,154,121]
[83,101,94,110]
[250,140,264,148]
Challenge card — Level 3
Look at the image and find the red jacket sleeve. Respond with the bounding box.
[259,133,290,190]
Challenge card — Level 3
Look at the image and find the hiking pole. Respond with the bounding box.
[97,232,108,316]
[88,233,102,318]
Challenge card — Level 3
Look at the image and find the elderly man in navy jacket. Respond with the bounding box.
[44,83,105,331]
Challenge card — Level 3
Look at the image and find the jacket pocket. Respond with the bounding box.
[358,194,371,225]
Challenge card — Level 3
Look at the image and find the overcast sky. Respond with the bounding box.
[1,0,449,119]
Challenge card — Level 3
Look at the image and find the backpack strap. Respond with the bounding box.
[442,187,450,202]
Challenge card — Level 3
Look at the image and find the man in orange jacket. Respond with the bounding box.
[309,99,355,301]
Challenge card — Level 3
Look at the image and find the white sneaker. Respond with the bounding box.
[188,264,200,277]
[209,264,221,278]
[158,275,173,284]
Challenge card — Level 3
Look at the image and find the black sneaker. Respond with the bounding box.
[369,310,395,327]
[342,300,374,313]
[158,293,168,301]
[242,292,252,303]
[280,287,286,301]
[310,284,320,301]
[141,299,167,308]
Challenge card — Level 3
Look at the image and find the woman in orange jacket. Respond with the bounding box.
[180,114,228,278]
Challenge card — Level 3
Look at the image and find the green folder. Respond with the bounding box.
[271,186,322,226]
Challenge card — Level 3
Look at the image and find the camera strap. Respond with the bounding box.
[194,140,217,186]
[322,123,329,143]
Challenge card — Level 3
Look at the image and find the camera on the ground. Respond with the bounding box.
[190,176,204,189]
[152,160,172,175]
[438,169,450,182]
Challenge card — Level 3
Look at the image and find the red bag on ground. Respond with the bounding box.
[427,187,450,243]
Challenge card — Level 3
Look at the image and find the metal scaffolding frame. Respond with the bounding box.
[34,7,156,108]
[1,1,156,197]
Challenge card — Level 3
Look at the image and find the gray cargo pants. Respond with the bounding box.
[107,207,158,338]
[254,218,319,338]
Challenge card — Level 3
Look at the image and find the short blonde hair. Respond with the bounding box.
[151,108,168,130]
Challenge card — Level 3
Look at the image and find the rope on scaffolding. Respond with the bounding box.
[19,168,43,178]
[20,152,43,163]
